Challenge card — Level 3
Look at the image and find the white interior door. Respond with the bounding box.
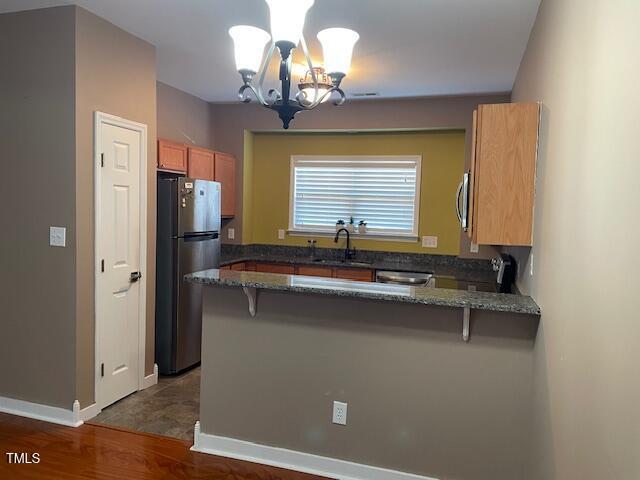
[96,114,145,409]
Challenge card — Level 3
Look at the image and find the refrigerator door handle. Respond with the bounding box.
[182,232,219,242]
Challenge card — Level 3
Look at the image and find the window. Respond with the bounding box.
[289,155,421,238]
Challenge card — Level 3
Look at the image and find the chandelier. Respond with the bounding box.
[228,0,359,129]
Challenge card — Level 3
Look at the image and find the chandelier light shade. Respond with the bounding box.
[266,0,314,47]
[317,28,360,76]
[228,0,360,129]
[298,67,333,105]
[229,26,271,74]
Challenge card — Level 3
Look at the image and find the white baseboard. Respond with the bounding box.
[191,422,438,480]
[142,363,158,390]
[0,396,82,427]
[77,402,101,422]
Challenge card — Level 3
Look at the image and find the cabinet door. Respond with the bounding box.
[467,110,479,240]
[188,147,215,181]
[256,263,295,275]
[158,139,187,172]
[230,262,246,271]
[474,103,539,246]
[334,268,374,282]
[297,266,334,278]
[214,152,236,217]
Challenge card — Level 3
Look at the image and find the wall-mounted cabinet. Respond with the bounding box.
[157,138,237,218]
[158,139,187,173]
[214,152,236,218]
[458,102,540,246]
[187,147,215,181]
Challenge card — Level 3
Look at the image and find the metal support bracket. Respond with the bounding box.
[242,287,257,317]
[462,307,471,342]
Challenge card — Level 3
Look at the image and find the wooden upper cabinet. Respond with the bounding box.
[187,147,215,181]
[467,110,479,242]
[158,139,187,172]
[469,102,540,246]
[214,152,236,218]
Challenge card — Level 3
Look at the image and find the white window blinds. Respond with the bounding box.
[289,156,421,237]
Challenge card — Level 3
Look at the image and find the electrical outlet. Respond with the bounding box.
[49,226,66,247]
[470,242,479,253]
[278,229,285,240]
[332,401,348,426]
[421,236,438,248]
[227,228,235,240]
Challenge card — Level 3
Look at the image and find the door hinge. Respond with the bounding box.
[100,153,104,167]
[101,363,104,378]
[101,259,105,272]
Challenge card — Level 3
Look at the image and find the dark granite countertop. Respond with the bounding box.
[186,269,541,315]
[220,244,498,284]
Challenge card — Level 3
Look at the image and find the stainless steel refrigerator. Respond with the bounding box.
[156,177,221,374]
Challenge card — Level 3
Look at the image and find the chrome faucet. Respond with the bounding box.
[334,228,356,261]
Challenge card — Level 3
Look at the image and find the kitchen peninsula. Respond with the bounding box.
[187,246,540,480]
[188,269,539,315]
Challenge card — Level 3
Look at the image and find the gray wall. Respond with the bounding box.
[510,0,640,478]
[157,81,214,149]
[200,288,539,480]
[211,94,509,258]
[0,6,78,409]
[75,7,157,406]
[0,5,157,409]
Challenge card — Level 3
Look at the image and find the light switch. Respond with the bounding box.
[227,228,235,240]
[278,229,285,240]
[49,226,66,247]
[422,236,438,248]
[470,242,479,253]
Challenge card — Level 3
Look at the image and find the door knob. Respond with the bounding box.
[130,271,142,283]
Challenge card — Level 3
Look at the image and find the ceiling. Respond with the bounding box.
[0,0,541,102]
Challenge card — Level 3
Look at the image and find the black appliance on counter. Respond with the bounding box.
[156,178,221,374]
[492,254,517,293]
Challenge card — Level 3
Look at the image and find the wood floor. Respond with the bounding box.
[0,413,330,479]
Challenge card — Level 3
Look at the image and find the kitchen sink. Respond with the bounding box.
[345,261,373,268]
[311,258,372,268]
[376,270,434,286]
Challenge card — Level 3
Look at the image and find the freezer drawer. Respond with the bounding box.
[175,235,220,372]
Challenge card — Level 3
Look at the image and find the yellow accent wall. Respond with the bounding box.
[245,130,465,255]
[241,130,254,244]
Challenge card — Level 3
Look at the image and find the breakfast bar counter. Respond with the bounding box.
[192,264,540,480]
[186,268,541,315]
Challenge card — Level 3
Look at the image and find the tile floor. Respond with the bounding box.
[91,366,200,441]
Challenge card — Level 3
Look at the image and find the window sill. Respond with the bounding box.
[287,229,419,243]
